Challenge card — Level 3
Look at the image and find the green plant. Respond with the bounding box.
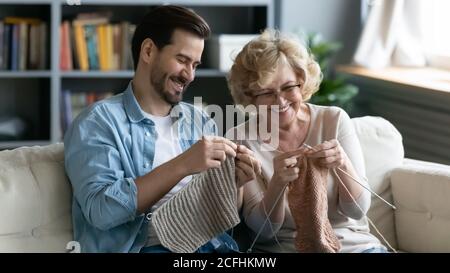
[304,33,359,113]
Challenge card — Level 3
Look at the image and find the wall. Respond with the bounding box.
[348,77,450,165]
[277,0,362,64]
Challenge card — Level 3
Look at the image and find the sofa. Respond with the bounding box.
[1,116,449,253]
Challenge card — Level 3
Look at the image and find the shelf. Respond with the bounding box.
[0,1,273,146]
[60,69,227,78]
[0,140,51,150]
[337,65,450,95]
[61,70,133,78]
[0,0,52,4]
[58,0,271,6]
[0,71,52,78]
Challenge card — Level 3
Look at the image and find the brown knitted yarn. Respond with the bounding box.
[287,156,341,253]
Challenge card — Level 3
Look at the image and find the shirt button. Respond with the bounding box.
[146,213,152,221]
[145,132,150,137]
[144,162,149,168]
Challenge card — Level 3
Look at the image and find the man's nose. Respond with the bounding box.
[182,66,195,83]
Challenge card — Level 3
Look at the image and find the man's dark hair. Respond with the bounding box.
[131,5,211,70]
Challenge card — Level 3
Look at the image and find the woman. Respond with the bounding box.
[227,29,388,253]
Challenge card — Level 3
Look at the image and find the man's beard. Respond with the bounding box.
[150,68,186,106]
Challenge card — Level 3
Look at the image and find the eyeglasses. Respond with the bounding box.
[244,83,302,102]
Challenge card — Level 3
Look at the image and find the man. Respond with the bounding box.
[64,5,258,253]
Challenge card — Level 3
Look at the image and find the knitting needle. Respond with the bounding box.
[301,143,397,210]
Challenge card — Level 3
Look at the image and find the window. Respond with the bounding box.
[423,0,450,69]
[359,0,450,70]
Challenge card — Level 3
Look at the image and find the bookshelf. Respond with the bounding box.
[0,0,274,149]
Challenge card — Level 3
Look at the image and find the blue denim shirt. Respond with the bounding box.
[64,81,219,253]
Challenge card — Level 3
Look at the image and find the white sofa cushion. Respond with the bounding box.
[0,144,72,252]
[391,159,450,252]
[352,116,404,249]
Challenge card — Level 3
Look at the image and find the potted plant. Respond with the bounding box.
[304,33,359,114]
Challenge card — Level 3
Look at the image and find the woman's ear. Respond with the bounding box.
[140,38,155,65]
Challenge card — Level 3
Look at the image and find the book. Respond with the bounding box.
[119,21,129,70]
[72,13,111,71]
[10,24,19,70]
[29,24,40,70]
[2,24,11,70]
[60,21,73,71]
[38,22,47,70]
[61,90,114,131]
[2,17,47,70]
[74,11,111,24]
[73,23,89,71]
[69,21,79,70]
[120,22,136,70]
[112,24,121,70]
[127,24,136,69]
[105,24,113,70]
[60,89,72,133]
[84,24,99,70]
[72,17,109,27]
[0,22,3,70]
[97,24,107,70]
[18,22,28,71]
[4,16,41,25]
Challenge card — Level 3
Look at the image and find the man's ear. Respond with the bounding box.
[140,38,155,65]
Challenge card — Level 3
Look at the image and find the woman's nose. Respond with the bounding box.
[276,94,287,105]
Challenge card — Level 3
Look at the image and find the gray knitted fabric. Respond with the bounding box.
[150,157,240,253]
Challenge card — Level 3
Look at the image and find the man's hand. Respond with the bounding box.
[235,145,261,188]
[179,136,237,175]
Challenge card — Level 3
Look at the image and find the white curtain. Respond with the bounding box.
[353,0,427,68]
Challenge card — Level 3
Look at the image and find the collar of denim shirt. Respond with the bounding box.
[123,81,186,125]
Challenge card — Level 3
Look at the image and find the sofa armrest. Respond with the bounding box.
[390,159,450,252]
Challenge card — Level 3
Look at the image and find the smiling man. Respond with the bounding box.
[64,5,257,253]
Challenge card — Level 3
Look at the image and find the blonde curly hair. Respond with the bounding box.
[227,29,322,107]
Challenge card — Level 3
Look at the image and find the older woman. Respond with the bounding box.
[227,29,388,253]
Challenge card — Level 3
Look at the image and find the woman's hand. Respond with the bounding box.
[235,145,261,188]
[270,148,307,187]
[306,139,349,168]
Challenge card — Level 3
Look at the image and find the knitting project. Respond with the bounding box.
[150,157,240,253]
[287,156,341,253]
